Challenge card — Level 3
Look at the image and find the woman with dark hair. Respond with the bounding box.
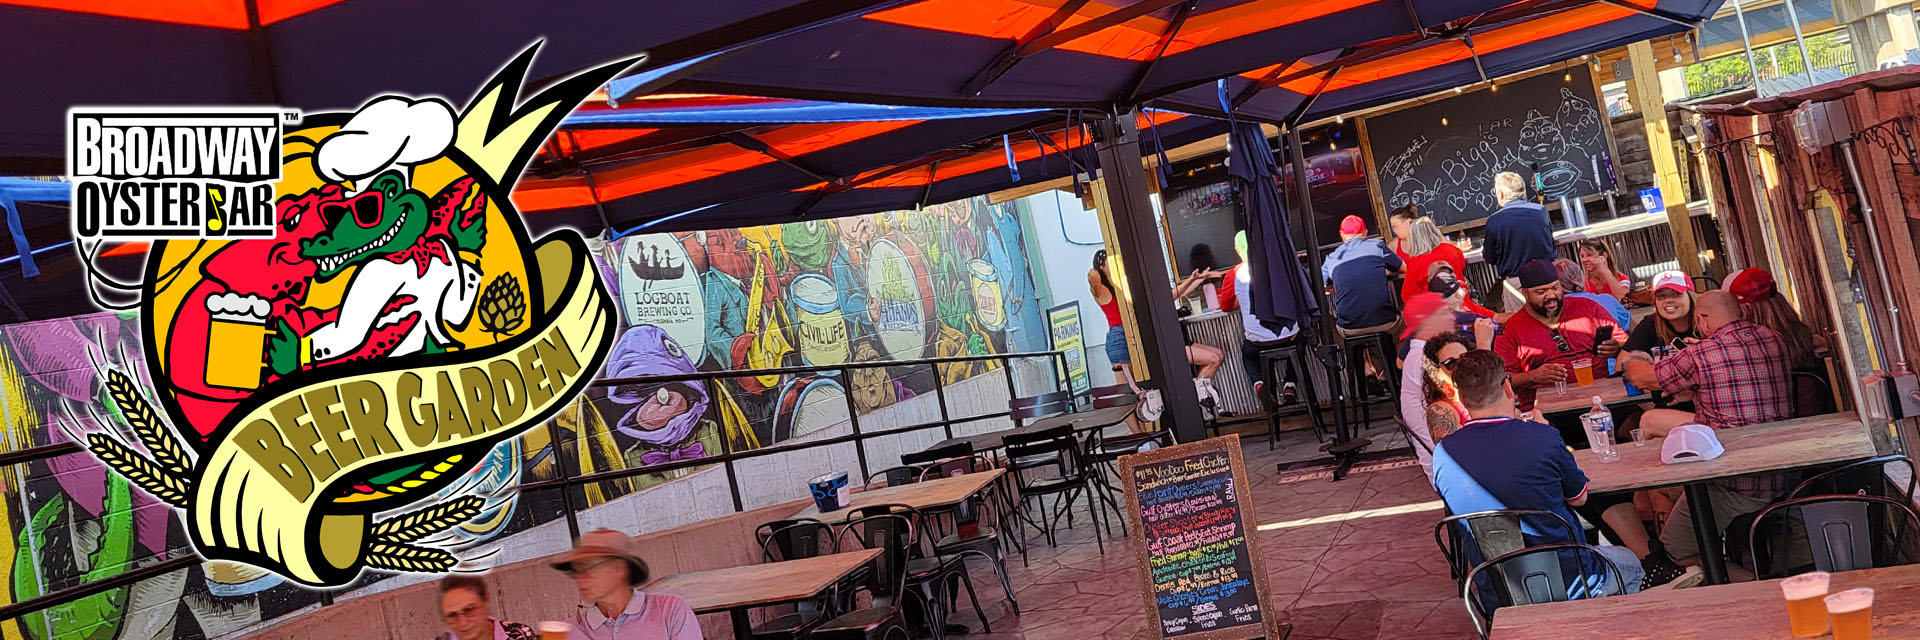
[1090,250,1224,415]
[1578,239,1631,301]
[1623,271,1703,356]
[552,529,702,639]
[1399,292,1494,484]
[1724,268,1823,372]
[435,576,536,640]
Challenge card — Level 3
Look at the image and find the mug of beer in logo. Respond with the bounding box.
[791,274,849,367]
[968,259,1005,331]
[204,292,272,390]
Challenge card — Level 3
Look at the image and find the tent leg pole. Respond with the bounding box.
[1093,112,1206,443]
[1283,126,1368,477]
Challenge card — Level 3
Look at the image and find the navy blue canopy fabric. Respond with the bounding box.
[1226,121,1317,331]
[0,0,902,167]
[657,0,1723,127]
[520,96,1222,234]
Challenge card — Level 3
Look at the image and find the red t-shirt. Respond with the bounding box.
[1492,295,1625,410]
[1584,272,1629,296]
[1216,265,1239,312]
[1403,244,1495,316]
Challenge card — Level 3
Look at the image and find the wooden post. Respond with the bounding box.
[1628,41,1703,274]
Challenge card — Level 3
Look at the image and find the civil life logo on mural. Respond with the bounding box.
[61,44,626,587]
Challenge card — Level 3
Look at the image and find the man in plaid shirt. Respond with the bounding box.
[1622,291,1795,568]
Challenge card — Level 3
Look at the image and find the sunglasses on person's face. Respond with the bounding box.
[564,557,617,579]
[1441,356,1462,370]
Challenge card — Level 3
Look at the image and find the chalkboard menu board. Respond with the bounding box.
[1119,434,1286,640]
[1362,65,1613,227]
[1163,178,1241,276]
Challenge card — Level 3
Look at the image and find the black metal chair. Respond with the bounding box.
[864,465,922,489]
[812,514,915,640]
[1792,370,1838,418]
[841,503,990,638]
[1004,425,1107,554]
[1790,454,1916,499]
[1462,542,1628,639]
[1009,390,1074,426]
[918,455,1020,616]
[1744,493,1920,580]
[1084,383,1141,424]
[749,519,841,639]
[1083,428,1169,537]
[1433,509,1578,590]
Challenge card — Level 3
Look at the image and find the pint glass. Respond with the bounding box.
[1571,357,1595,387]
[1826,588,1874,640]
[1780,572,1830,637]
[538,621,571,640]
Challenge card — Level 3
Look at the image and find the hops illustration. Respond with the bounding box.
[478,273,526,342]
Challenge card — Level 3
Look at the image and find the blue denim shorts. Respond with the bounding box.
[1104,325,1129,365]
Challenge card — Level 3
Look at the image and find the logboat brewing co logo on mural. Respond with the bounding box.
[65,43,631,588]
[68,107,296,240]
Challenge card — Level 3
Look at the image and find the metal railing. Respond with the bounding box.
[0,349,1069,624]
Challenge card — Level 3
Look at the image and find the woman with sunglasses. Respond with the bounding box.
[435,576,536,640]
[1399,293,1493,484]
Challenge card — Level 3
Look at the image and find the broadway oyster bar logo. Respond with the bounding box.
[71,43,630,587]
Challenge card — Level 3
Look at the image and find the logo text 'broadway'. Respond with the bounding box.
[69,108,298,240]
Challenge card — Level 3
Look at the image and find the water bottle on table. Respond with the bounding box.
[1582,396,1618,462]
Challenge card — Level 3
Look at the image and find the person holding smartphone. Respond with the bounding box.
[1491,260,1626,417]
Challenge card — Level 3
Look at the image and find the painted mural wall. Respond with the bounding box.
[0,195,1047,639]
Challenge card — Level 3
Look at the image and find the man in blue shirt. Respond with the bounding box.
[1432,350,1661,599]
[1484,172,1557,312]
[1321,215,1404,336]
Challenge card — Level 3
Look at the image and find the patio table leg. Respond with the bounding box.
[730,608,754,640]
[1682,482,1729,585]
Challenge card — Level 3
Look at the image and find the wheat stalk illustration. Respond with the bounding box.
[103,369,192,475]
[365,542,460,573]
[87,368,196,508]
[370,496,485,544]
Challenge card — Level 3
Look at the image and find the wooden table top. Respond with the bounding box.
[643,549,881,613]
[932,404,1139,452]
[1578,411,1873,494]
[1491,561,1920,639]
[792,468,1006,519]
[1534,375,1644,416]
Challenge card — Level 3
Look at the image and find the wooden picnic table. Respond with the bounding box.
[644,548,880,640]
[792,468,1006,519]
[1534,375,1644,416]
[930,404,1139,452]
[1576,411,1875,584]
[1490,561,1920,639]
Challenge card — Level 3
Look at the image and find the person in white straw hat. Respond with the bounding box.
[550,529,703,640]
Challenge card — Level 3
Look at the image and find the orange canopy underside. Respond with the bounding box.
[0,0,347,28]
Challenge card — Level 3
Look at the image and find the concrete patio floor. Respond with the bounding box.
[944,418,1477,640]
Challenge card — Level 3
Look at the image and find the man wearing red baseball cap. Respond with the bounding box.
[1321,214,1405,338]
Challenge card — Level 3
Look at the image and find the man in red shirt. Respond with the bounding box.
[1492,259,1625,414]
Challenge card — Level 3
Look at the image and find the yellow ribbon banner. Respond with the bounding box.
[189,233,612,585]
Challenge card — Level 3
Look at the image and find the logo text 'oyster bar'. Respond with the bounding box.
[68,108,298,240]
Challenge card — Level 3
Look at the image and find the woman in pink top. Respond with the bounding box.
[552,529,704,640]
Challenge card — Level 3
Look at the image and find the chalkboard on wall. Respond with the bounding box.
[1163,179,1242,276]
[1362,65,1612,228]
[1120,434,1287,640]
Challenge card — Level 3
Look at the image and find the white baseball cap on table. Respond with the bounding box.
[1661,423,1724,464]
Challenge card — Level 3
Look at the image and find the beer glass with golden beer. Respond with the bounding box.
[537,621,571,640]
[1779,571,1830,637]
[1571,357,1595,387]
[1825,588,1875,640]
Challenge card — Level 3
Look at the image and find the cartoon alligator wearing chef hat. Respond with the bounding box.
[262,103,489,376]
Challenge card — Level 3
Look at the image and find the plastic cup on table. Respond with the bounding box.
[1631,428,1648,447]
[1780,571,1831,638]
[1826,588,1875,640]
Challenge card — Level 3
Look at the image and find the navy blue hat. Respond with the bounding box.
[1517,259,1560,289]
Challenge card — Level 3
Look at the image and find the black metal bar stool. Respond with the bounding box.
[1255,339,1327,448]
[1336,330,1399,429]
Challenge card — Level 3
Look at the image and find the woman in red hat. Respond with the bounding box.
[1724,268,1823,373]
